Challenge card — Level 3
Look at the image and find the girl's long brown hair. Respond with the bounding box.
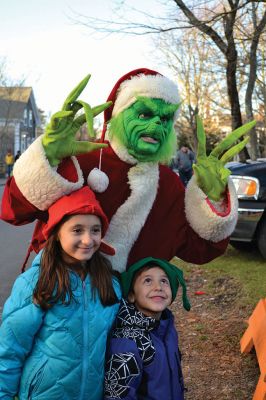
[33,220,120,310]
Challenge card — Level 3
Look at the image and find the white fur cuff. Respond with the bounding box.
[13,135,84,210]
[185,175,238,242]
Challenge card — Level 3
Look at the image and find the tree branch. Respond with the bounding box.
[173,0,228,54]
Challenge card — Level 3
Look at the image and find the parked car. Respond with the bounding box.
[228,159,266,259]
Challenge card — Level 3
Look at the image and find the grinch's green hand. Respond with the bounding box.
[42,75,112,167]
[193,116,256,201]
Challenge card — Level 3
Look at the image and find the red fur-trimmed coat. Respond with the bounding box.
[1,137,238,272]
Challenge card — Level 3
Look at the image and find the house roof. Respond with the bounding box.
[0,86,41,125]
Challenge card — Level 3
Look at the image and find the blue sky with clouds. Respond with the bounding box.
[0,0,174,117]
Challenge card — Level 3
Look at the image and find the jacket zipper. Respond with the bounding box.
[79,279,89,400]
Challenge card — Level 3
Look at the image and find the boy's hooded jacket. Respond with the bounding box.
[0,253,121,400]
[104,299,184,400]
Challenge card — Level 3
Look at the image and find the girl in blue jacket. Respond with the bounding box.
[0,186,121,400]
[104,257,190,400]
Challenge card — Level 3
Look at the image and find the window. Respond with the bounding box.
[29,110,33,127]
[23,109,27,125]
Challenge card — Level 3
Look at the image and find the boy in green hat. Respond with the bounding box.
[104,257,190,400]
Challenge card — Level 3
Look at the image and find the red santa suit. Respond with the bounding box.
[0,68,238,272]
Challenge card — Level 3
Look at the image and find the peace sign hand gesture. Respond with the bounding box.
[193,116,256,201]
[42,75,112,167]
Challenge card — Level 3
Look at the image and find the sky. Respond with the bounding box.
[0,0,174,120]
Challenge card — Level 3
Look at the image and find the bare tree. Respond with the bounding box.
[72,0,266,160]
[243,3,266,159]
[156,28,231,152]
[172,1,266,159]
[0,57,26,161]
[254,31,266,157]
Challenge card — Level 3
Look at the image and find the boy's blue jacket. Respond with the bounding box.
[0,252,121,400]
[104,299,185,400]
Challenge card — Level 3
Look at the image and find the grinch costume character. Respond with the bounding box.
[0,68,254,272]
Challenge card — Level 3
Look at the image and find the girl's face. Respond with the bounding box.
[57,214,102,263]
[128,267,172,320]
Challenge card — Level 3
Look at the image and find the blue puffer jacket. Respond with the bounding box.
[0,252,121,400]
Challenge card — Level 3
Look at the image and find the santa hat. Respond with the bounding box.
[42,186,115,256]
[88,68,180,193]
[101,67,180,141]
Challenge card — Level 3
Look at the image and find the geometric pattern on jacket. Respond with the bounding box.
[111,299,158,365]
[105,299,159,398]
[105,352,139,398]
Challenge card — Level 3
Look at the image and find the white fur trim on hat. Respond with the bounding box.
[184,175,238,242]
[13,135,84,210]
[112,73,180,119]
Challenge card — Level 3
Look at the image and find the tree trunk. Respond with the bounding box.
[226,48,242,130]
[245,6,266,159]
[173,0,249,160]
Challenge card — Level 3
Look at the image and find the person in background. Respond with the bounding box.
[5,149,14,178]
[174,145,195,186]
[104,257,190,400]
[0,186,121,400]
[14,150,21,162]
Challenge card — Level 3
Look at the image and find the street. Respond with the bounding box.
[0,184,35,314]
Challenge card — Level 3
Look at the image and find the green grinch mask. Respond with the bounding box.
[109,97,180,163]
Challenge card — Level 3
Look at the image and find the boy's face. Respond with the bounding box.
[128,266,172,320]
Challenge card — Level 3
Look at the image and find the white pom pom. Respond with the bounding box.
[87,168,109,193]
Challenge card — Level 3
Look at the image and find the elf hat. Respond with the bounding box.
[121,257,190,311]
[42,186,115,256]
[100,67,180,141]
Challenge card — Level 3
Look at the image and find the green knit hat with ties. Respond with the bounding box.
[121,257,191,311]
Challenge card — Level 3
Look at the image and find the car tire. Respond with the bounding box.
[257,216,266,259]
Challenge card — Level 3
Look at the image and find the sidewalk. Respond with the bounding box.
[0,177,7,186]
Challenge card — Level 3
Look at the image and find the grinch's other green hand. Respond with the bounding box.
[193,117,256,201]
[42,75,112,167]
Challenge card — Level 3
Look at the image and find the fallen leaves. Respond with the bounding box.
[170,266,259,400]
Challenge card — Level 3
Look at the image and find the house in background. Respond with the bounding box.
[0,86,41,163]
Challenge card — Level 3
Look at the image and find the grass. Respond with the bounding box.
[173,245,266,309]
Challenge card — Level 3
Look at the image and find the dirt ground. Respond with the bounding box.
[170,265,259,400]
